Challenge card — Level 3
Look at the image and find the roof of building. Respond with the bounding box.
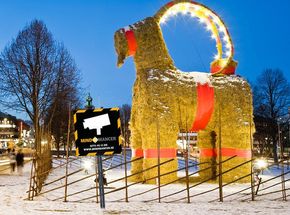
[0,111,17,120]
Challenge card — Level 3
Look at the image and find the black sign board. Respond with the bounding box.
[73,107,122,156]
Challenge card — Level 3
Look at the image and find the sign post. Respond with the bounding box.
[97,155,105,208]
[74,106,122,209]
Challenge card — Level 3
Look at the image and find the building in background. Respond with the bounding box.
[176,132,198,158]
[0,111,33,149]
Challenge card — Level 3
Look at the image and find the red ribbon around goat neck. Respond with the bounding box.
[191,83,215,132]
[124,29,137,56]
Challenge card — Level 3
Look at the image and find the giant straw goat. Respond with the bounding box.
[114,4,254,184]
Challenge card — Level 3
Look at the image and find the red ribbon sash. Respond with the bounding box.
[191,83,215,132]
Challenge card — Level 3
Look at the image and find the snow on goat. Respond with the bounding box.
[114,16,253,184]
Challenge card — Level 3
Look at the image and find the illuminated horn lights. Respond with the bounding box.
[154,0,237,76]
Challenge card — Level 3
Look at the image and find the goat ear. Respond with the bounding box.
[114,30,128,68]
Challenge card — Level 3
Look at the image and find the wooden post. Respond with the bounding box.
[184,111,190,203]
[218,101,223,202]
[250,113,255,201]
[64,104,71,202]
[34,153,41,195]
[124,132,129,202]
[287,152,289,170]
[32,158,37,198]
[28,156,35,200]
[278,122,287,201]
[185,132,190,203]
[157,120,161,203]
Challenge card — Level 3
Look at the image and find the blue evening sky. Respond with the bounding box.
[1,0,290,119]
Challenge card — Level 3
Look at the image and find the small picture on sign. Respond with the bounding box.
[83,114,110,135]
[74,108,122,156]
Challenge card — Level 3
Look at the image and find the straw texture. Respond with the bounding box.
[114,13,253,184]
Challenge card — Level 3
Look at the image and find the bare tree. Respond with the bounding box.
[0,20,80,154]
[120,104,131,146]
[44,45,81,156]
[253,69,290,162]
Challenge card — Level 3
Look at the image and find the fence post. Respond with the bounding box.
[124,138,129,202]
[34,157,40,196]
[35,155,40,195]
[278,121,287,201]
[157,120,161,203]
[185,132,190,203]
[250,114,255,201]
[64,104,71,202]
[218,102,223,202]
[28,156,35,200]
[64,152,69,202]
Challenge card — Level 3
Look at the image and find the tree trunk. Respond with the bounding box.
[34,116,41,155]
[56,141,60,158]
[272,141,278,163]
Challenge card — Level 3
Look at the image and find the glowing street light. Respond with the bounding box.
[254,158,268,170]
[82,159,93,172]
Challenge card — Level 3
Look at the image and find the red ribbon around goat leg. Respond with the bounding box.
[200,148,251,158]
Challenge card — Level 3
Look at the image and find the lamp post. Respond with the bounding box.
[278,118,287,201]
[277,120,282,159]
[264,137,268,156]
[85,93,94,110]
[84,93,105,208]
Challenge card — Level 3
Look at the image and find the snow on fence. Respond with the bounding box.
[209,159,290,202]
[27,143,52,200]
[26,147,289,204]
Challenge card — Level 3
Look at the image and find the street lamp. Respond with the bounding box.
[82,159,93,174]
[277,118,283,159]
[85,93,94,109]
[254,158,268,170]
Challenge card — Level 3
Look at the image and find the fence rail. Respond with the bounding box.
[26,148,289,204]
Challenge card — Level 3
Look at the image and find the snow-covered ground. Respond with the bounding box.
[0,156,289,215]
